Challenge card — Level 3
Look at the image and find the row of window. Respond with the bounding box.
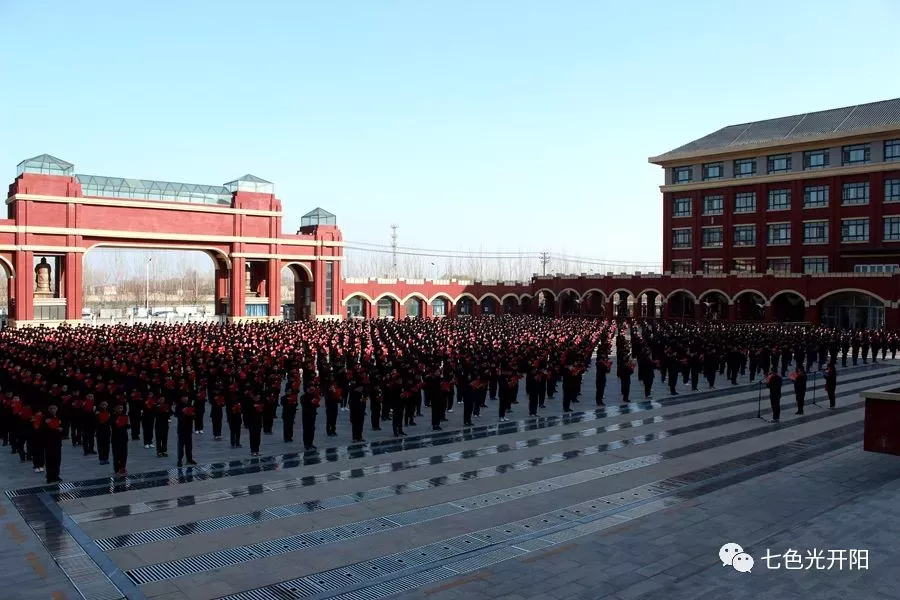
[672,140,900,184]
[671,259,900,275]
[673,216,900,247]
[672,180,900,217]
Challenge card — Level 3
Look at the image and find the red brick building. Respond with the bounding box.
[647,97,900,327]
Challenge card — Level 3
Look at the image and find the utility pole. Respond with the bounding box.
[390,224,398,276]
[539,252,550,276]
[145,257,152,313]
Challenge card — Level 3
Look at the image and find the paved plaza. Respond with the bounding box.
[3,360,900,600]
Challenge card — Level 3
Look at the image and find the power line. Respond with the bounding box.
[539,251,550,276]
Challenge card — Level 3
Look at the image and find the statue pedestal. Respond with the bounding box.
[34,291,54,299]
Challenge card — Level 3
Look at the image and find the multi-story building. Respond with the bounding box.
[650,98,900,278]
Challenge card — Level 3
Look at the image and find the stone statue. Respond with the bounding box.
[34,257,53,298]
[245,265,258,297]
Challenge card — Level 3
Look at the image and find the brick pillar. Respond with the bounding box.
[215,265,229,316]
[12,250,34,323]
[267,259,281,318]
[64,252,83,321]
[229,257,246,319]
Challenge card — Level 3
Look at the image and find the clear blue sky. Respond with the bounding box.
[2,0,899,267]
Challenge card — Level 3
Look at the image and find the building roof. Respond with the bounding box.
[300,207,336,227]
[17,154,74,176]
[650,97,900,164]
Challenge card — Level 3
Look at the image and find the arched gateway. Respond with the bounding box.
[1,154,343,327]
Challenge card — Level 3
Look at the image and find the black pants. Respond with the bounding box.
[82,423,95,454]
[350,406,365,441]
[155,418,168,454]
[249,423,262,454]
[142,415,154,445]
[31,437,45,469]
[326,402,338,435]
[262,405,274,434]
[595,379,605,405]
[228,415,242,446]
[177,428,194,463]
[796,389,806,414]
[432,396,446,428]
[370,399,382,430]
[391,404,404,436]
[499,394,510,419]
[528,392,539,416]
[97,430,110,462]
[643,378,652,398]
[620,379,630,403]
[282,407,296,442]
[404,399,417,426]
[45,443,62,482]
[129,407,141,440]
[112,438,128,472]
[194,406,206,432]
[17,427,29,461]
[826,386,836,408]
[211,406,223,438]
[770,393,781,421]
[302,411,317,448]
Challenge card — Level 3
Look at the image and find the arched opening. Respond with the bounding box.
[0,259,9,323]
[637,291,663,318]
[376,297,396,319]
[281,263,314,320]
[536,290,556,317]
[457,296,475,316]
[404,297,422,318]
[502,295,520,314]
[558,290,580,315]
[345,294,370,318]
[83,247,218,323]
[700,291,729,320]
[819,292,885,329]
[521,296,534,314]
[734,291,765,321]
[667,291,696,319]
[611,290,634,318]
[431,296,450,317]
[581,291,606,317]
[771,291,806,322]
[481,296,498,315]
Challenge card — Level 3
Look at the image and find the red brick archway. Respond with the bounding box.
[3,154,343,327]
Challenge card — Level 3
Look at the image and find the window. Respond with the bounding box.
[733,224,756,247]
[803,221,828,244]
[768,189,791,211]
[767,154,792,173]
[734,192,756,213]
[346,296,364,318]
[703,195,723,215]
[842,182,870,205]
[767,223,791,246]
[702,260,723,274]
[886,139,900,162]
[671,260,692,274]
[672,228,691,248]
[732,258,755,273]
[703,162,723,180]
[803,149,830,170]
[767,258,791,273]
[885,217,900,241]
[673,166,693,183]
[702,226,723,248]
[405,298,421,318]
[324,261,334,315]
[855,264,900,274]
[803,185,829,208]
[841,218,869,242]
[431,297,448,317]
[672,197,692,217]
[803,258,829,274]
[842,143,870,165]
[885,179,900,203]
[734,158,756,177]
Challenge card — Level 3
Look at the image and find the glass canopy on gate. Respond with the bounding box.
[76,174,233,205]
[301,207,337,227]
[17,154,74,176]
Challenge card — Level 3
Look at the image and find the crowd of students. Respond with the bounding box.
[0,316,889,483]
